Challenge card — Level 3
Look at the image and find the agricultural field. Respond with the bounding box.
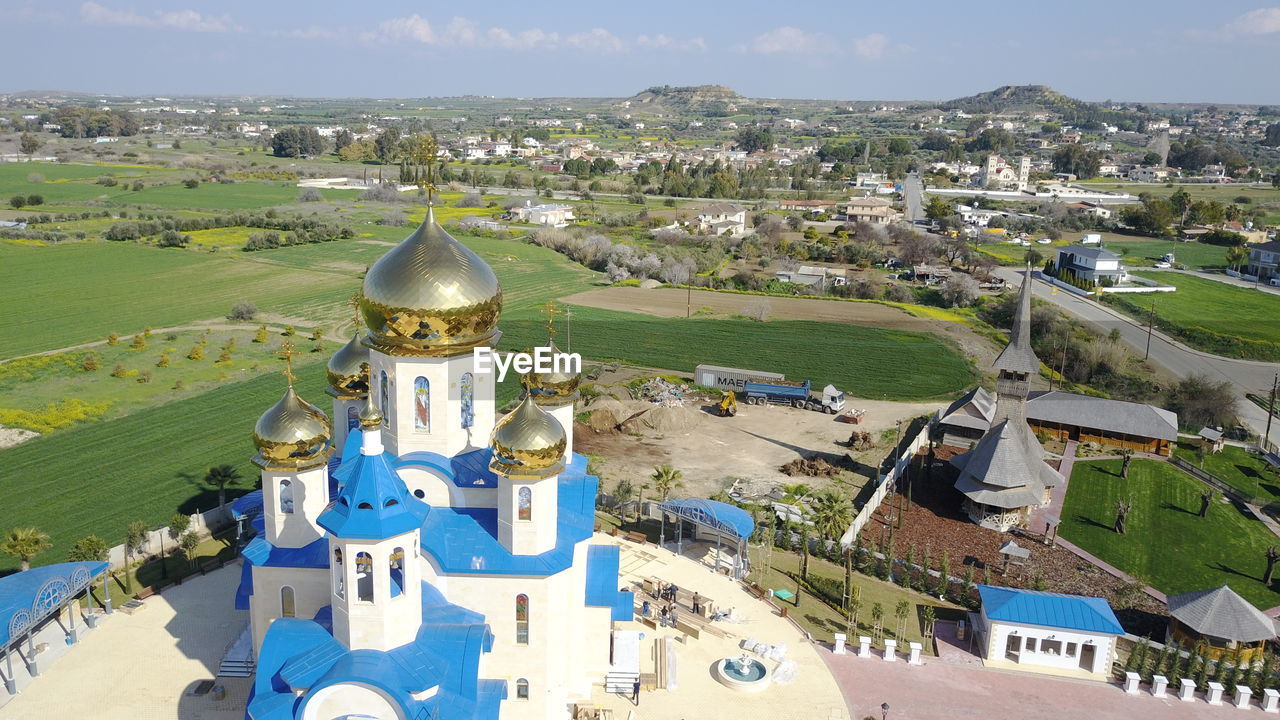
[1172,443,1280,503]
[1105,272,1280,360]
[1059,458,1280,609]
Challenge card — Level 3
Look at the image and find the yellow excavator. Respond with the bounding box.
[717,391,738,417]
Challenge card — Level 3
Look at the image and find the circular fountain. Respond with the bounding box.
[713,653,771,692]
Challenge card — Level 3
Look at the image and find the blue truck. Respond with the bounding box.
[741,379,846,414]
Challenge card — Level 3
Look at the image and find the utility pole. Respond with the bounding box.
[686,285,691,319]
[1266,373,1278,453]
[1143,295,1157,361]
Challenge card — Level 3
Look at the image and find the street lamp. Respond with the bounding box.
[155,524,169,580]
[881,702,890,720]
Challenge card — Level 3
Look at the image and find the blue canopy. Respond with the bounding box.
[658,498,754,540]
[0,561,108,647]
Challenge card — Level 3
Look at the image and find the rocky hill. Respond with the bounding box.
[940,85,1087,113]
[621,85,743,114]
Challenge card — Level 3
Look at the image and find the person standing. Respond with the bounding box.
[692,592,702,615]
[659,605,669,627]
[632,678,640,706]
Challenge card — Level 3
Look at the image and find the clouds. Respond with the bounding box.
[742,26,837,55]
[359,14,691,54]
[1221,7,1280,36]
[80,1,239,33]
[853,33,890,59]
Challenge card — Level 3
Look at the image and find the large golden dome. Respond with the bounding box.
[361,206,503,357]
[523,340,580,407]
[326,333,370,398]
[489,393,567,479]
[252,386,334,470]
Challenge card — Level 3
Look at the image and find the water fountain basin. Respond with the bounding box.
[713,655,771,692]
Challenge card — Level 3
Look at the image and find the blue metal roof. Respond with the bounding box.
[0,561,108,647]
[318,448,420,540]
[978,585,1124,635]
[236,536,330,610]
[585,545,634,622]
[658,498,755,540]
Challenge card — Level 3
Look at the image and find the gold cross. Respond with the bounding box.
[348,292,363,331]
[540,300,563,340]
[276,341,297,386]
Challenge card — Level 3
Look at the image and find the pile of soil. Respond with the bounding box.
[780,457,843,477]
[621,405,702,434]
[848,431,875,450]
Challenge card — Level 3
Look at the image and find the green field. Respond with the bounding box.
[1060,458,1280,609]
[1105,272,1280,360]
[1079,182,1280,225]
[1105,237,1232,270]
[1173,443,1280,503]
[111,181,353,210]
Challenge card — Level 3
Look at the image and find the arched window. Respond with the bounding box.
[280,586,295,618]
[279,479,294,514]
[460,372,475,429]
[389,547,405,599]
[346,405,359,431]
[413,376,430,432]
[518,487,532,521]
[356,552,374,602]
[380,370,389,426]
[333,548,345,599]
[515,594,529,644]
[516,678,529,700]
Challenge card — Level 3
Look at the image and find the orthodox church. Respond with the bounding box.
[232,207,633,720]
[950,269,1063,531]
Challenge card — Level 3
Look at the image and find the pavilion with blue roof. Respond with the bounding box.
[0,561,111,695]
[974,584,1123,678]
[657,498,754,579]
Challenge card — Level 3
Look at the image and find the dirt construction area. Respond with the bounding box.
[562,285,1002,370]
[575,384,948,501]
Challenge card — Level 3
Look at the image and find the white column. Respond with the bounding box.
[858,636,872,658]
[1237,685,1253,709]
[1152,675,1168,698]
[1124,672,1141,695]
[1262,688,1279,713]
[1180,678,1198,702]
[832,633,846,655]
[1209,682,1225,706]
[883,639,897,661]
[908,642,922,665]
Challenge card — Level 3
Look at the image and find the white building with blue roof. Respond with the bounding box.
[232,207,633,720]
[975,584,1124,679]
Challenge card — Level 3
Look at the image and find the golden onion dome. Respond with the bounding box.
[326,333,370,398]
[489,393,567,479]
[358,393,384,430]
[361,206,503,357]
[523,340,580,407]
[252,386,334,470]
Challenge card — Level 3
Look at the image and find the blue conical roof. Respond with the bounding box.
[318,448,420,540]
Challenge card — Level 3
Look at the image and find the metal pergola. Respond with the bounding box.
[657,498,755,579]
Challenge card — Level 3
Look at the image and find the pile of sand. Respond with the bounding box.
[638,279,663,289]
[584,396,650,432]
[621,405,702,434]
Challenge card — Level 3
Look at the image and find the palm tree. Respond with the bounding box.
[2,527,51,571]
[810,490,853,545]
[870,602,885,642]
[894,600,911,639]
[612,478,635,520]
[1226,244,1248,273]
[800,523,811,580]
[204,464,243,514]
[650,465,684,502]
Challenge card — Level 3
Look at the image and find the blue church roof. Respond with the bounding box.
[236,536,330,610]
[318,446,420,540]
[585,545,635,622]
[978,585,1124,635]
[0,561,108,647]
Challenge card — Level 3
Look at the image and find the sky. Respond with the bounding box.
[2,1,1279,104]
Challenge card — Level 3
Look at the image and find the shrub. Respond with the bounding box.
[81,353,100,371]
[156,229,189,247]
[9,195,25,209]
[229,301,258,322]
[183,178,200,189]
[131,180,144,191]
[106,332,119,345]
[67,535,109,562]
[137,369,152,384]
[25,194,43,206]
[283,325,295,336]
[217,349,232,363]
[130,334,146,350]
[111,363,127,378]
[156,353,171,368]
[96,176,118,187]
[297,188,324,203]
[254,325,268,343]
[457,192,484,208]
[26,173,44,184]
[187,345,204,360]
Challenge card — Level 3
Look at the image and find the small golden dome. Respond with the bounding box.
[361,206,503,357]
[326,333,370,398]
[358,393,384,430]
[489,393,567,479]
[523,339,580,407]
[253,386,333,470]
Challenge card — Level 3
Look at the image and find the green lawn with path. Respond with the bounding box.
[1173,442,1280,503]
[1060,458,1280,609]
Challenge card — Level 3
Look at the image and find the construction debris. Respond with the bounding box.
[634,377,692,407]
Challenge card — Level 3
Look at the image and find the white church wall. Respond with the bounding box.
[249,565,330,654]
[369,352,496,459]
[262,465,328,548]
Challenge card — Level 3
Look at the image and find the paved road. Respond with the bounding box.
[991,267,1280,449]
[902,173,927,223]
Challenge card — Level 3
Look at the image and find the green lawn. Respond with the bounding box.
[1105,272,1280,360]
[1173,443,1280,503]
[1106,237,1233,271]
[109,181,354,210]
[1060,458,1280,609]
[0,360,327,571]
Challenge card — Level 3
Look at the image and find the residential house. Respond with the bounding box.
[1246,240,1280,282]
[1128,166,1172,183]
[696,203,747,237]
[844,196,901,225]
[974,585,1123,679]
[510,202,575,228]
[1066,201,1112,220]
[1055,244,1125,284]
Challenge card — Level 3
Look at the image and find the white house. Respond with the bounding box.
[1055,244,1126,284]
[975,585,1123,679]
[1128,166,1172,183]
[845,196,901,225]
[696,203,747,237]
[1247,240,1280,283]
[511,202,575,228]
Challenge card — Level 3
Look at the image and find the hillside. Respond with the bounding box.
[621,85,743,115]
[940,85,1088,113]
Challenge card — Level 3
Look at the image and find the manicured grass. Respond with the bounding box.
[1060,458,1280,609]
[1172,443,1280,502]
[1105,237,1231,270]
[0,360,327,571]
[977,238,1074,265]
[1104,272,1280,360]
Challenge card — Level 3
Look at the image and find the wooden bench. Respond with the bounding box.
[134,586,160,601]
[626,531,648,545]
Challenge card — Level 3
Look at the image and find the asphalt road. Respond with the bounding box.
[902,174,927,223]
[990,267,1280,449]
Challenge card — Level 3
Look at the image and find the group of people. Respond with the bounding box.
[640,581,710,628]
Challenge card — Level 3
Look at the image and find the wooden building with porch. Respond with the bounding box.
[1166,586,1278,664]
